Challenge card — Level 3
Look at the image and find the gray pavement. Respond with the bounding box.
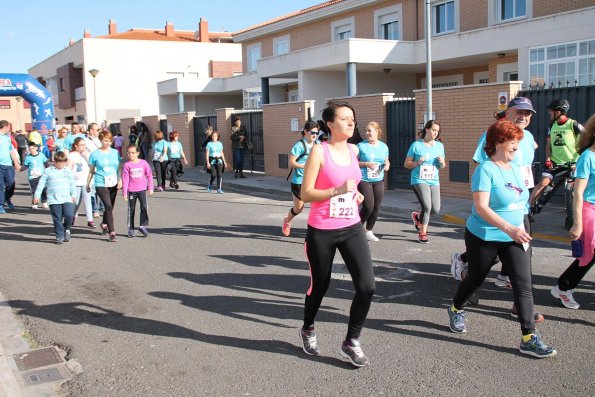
[0,168,592,397]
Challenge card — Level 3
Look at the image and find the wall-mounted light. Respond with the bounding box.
[497,53,506,58]
[383,68,391,74]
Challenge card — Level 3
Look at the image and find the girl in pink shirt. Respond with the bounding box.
[121,144,154,237]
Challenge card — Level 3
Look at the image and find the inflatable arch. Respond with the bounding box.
[0,73,55,132]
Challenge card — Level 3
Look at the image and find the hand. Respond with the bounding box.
[207,164,211,170]
[123,195,128,201]
[148,190,154,196]
[505,225,532,244]
[418,157,425,166]
[33,198,40,204]
[184,159,188,165]
[545,160,553,169]
[365,162,375,169]
[437,156,445,167]
[72,197,77,203]
[569,223,582,241]
[240,136,245,141]
[355,191,364,205]
[383,163,390,172]
[338,179,356,195]
[117,180,122,189]
[14,164,20,172]
[86,185,91,193]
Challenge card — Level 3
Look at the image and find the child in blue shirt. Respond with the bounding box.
[34,151,77,244]
[22,141,49,209]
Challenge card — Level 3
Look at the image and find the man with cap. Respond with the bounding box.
[450,97,542,321]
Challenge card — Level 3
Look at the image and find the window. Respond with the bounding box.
[433,1,455,34]
[529,39,595,87]
[273,35,290,56]
[374,5,403,40]
[247,43,261,72]
[331,17,354,42]
[59,78,65,93]
[499,0,526,21]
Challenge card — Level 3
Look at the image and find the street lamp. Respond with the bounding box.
[88,68,99,123]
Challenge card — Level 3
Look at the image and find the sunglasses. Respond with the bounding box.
[309,131,319,135]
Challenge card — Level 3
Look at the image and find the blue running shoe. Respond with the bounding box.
[5,200,14,209]
[0,207,6,214]
[519,334,557,358]
[448,306,467,333]
[217,189,224,194]
[207,184,211,192]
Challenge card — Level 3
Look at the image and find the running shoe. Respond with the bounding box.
[466,292,480,306]
[55,238,64,245]
[450,252,465,281]
[510,304,545,323]
[64,230,71,242]
[109,232,117,242]
[5,200,14,209]
[162,186,166,191]
[87,221,97,229]
[0,207,5,214]
[282,217,291,237]
[139,226,149,237]
[495,275,512,288]
[217,189,224,194]
[31,204,38,210]
[128,229,135,238]
[101,223,109,235]
[175,183,179,190]
[299,327,320,356]
[550,285,580,309]
[411,211,421,231]
[340,339,369,367]
[207,184,212,192]
[170,182,175,188]
[93,211,100,218]
[417,233,429,244]
[366,230,379,242]
[42,202,49,209]
[448,306,467,333]
[519,333,557,358]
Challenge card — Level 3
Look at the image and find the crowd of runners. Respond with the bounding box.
[0,96,593,368]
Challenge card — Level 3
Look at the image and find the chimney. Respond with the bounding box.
[165,21,174,37]
[108,19,117,35]
[199,18,209,42]
[69,38,75,46]
[83,29,91,38]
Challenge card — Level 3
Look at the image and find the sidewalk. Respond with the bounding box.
[185,167,571,244]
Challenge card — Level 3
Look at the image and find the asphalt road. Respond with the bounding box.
[0,172,593,396]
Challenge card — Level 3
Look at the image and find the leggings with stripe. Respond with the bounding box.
[303,222,375,340]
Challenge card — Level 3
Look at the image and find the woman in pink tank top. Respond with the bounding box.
[297,101,375,368]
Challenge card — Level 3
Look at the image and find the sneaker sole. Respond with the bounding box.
[339,349,368,367]
[449,324,467,333]
[299,329,319,356]
[519,348,557,358]
[495,280,512,288]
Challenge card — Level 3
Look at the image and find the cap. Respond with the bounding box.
[507,97,536,114]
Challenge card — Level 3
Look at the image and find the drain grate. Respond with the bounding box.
[13,347,63,371]
[21,366,70,386]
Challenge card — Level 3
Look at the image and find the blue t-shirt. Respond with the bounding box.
[23,153,48,180]
[472,129,535,166]
[54,138,66,152]
[168,141,183,159]
[0,134,15,166]
[63,133,86,151]
[357,141,389,183]
[407,140,445,186]
[290,139,314,185]
[152,140,169,161]
[575,149,595,205]
[466,161,529,242]
[89,148,121,187]
[206,141,224,165]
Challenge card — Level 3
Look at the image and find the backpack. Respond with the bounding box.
[286,140,314,181]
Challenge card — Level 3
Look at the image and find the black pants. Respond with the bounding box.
[454,228,534,334]
[303,223,375,340]
[18,147,27,164]
[96,186,118,233]
[29,177,47,203]
[153,160,167,188]
[209,162,223,189]
[169,159,181,185]
[357,180,384,231]
[557,257,594,291]
[126,191,149,230]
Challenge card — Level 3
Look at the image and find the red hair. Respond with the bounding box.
[169,131,179,140]
[484,120,523,157]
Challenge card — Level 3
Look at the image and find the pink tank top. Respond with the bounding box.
[308,142,362,230]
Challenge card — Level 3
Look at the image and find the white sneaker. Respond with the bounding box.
[366,230,379,242]
[450,252,465,281]
[551,285,580,309]
[495,274,512,288]
[42,202,49,209]
[31,204,38,209]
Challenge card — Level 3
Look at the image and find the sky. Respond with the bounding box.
[0,0,323,73]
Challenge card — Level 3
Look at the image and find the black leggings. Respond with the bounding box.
[303,223,375,340]
[357,180,384,231]
[557,257,594,291]
[96,186,118,233]
[169,159,181,184]
[153,160,167,188]
[209,162,223,189]
[126,190,148,230]
[454,228,535,334]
